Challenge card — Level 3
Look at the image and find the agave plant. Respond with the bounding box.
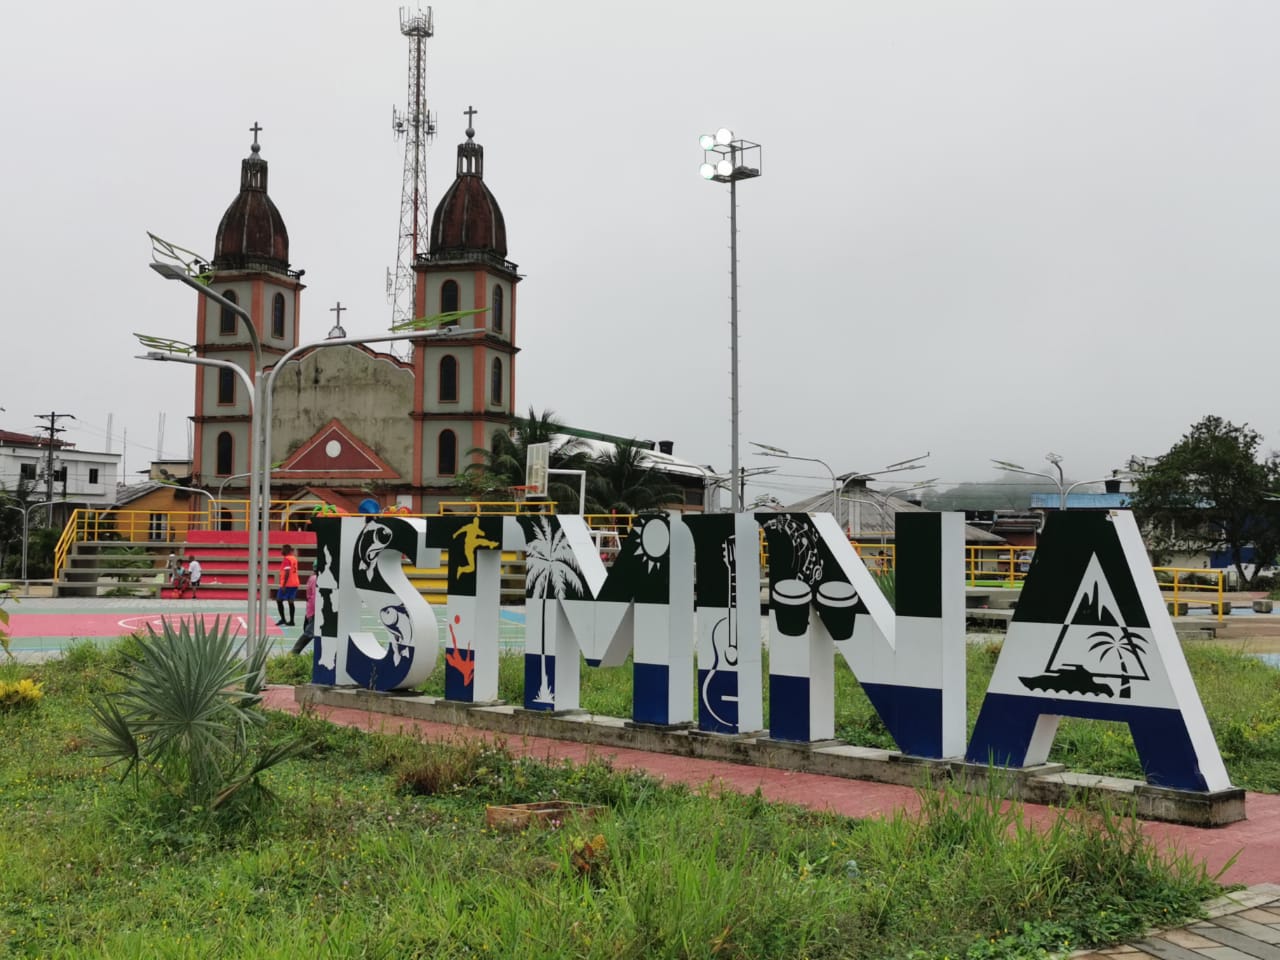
[89,617,307,813]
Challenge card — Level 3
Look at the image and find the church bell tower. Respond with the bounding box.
[192,125,305,494]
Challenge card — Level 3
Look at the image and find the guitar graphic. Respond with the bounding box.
[702,537,739,728]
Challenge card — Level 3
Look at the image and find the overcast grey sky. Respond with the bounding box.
[3,1,1277,505]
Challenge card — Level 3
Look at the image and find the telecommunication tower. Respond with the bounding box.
[388,6,436,338]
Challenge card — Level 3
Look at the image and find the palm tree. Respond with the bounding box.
[465,408,591,510]
[1088,627,1149,699]
[585,439,681,514]
[523,517,585,705]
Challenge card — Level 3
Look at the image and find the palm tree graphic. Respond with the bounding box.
[1087,627,1149,699]
[525,517,585,705]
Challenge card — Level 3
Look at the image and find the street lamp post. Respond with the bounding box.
[136,344,259,633]
[149,233,477,659]
[150,248,269,650]
[253,325,465,651]
[991,454,1122,511]
[3,499,70,582]
[700,129,762,512]
[749,441,840,516]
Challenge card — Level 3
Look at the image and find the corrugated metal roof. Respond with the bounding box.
[775,491,1005,543]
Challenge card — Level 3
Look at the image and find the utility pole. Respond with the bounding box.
[34,412,75,524]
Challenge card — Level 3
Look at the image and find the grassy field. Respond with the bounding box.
[262,635,1280,794]
[1,642,1229,959]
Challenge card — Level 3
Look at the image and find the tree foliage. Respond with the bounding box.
[465,408,592,510]
[585,439,681,514]
[1128,415,1280,585]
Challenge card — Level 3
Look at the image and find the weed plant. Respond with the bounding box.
[1,642,1220,958]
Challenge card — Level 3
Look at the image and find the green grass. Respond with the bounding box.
[0,645,1223,958]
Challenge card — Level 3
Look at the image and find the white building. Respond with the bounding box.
[0,429,121,519]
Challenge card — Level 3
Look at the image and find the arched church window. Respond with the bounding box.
[439,356,458,403]
[215,431,233,476]
[220,290,239,335]
[492,284,504,333]
[217,367,235,405]
[490,357,503,406]
[441,279,459,316]
[272,293,286,339]
[438,430,457,476]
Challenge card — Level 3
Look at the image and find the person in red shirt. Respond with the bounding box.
[275,543,301,626]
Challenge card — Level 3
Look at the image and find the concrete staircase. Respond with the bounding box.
[59,528,527,604]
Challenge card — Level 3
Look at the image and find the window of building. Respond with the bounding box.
[490,357,503,405]
[492,284,504,333]
[492,432,504,456]
[218,367,236,404]
[215,431,233,476]
[438,429,457,476]
[439,355,458,402]
[272,292,286,339]
[219,290,239,335]
[441,279,459,317]
[19,462,35,481]
[53,466,67,483]
[89,467,100,485]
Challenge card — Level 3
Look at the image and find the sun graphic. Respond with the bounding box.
[631,517,670,572]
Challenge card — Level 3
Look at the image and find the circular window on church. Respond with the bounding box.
[325,440,342,458]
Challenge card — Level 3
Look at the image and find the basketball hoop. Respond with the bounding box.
[509,484,538,502]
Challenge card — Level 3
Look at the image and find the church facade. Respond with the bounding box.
[189,122,519,517]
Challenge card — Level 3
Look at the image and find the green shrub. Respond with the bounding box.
[88,616,309,819]
[0,676,44,710]
[265,651,313,686]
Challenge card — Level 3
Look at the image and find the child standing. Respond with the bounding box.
[186,554,202,599]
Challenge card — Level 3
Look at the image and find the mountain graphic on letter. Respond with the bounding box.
[1020,554,1150,700]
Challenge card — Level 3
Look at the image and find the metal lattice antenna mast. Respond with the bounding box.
[388,6,436,344]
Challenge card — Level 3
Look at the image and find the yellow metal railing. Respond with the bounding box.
[965,545,1036,586]
[1154,567,1226,622]
[852,542,897,574]
[437,500,558,516]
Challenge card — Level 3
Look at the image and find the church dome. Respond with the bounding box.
[213,133,290,273]
[429,125,507,259]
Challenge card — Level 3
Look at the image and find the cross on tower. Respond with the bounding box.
[249,121,263,147]
[464,105,477,131]
[330,301,346,323]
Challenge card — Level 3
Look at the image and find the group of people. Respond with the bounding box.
[167,544,318,656]
[166,553,202,598]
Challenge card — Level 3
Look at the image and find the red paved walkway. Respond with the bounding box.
[260,686,1276,886]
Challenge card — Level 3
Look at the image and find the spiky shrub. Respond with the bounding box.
[89,617,306,815]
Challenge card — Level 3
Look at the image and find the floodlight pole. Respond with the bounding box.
[700,131,762,512]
